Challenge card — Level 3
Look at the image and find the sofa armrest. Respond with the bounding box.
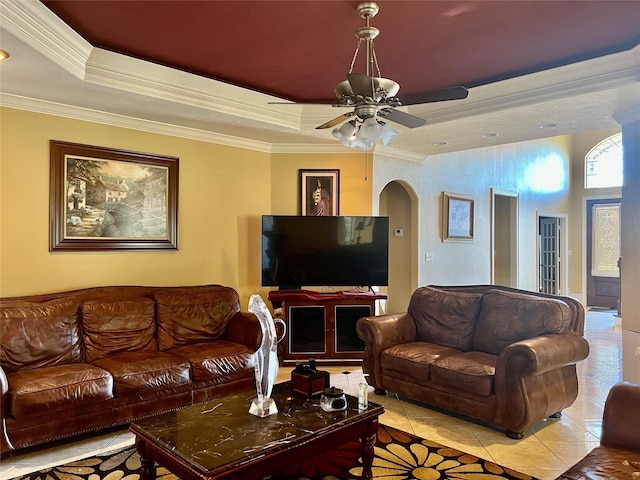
[356,313,417,389]
[0,366,14,452]
[493,332,589,433]
[225,311,263,352]
[601,382,640,451]
[497,332,590,377]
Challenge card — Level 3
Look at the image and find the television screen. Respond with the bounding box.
[261,215,389,288]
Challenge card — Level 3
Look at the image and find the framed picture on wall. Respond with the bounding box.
[49,140,179,251]
[299,169,340,216]
[442,191,474,242]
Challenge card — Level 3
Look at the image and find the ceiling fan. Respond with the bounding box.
[273,2,469,149]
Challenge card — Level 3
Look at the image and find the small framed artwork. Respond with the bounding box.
[299,169,340,216]
[442,191,474,242]
[49,140,179,251]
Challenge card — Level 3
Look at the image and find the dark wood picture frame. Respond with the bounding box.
[299,169,340,216]
[49,140,179,251]
[442,191,474,242]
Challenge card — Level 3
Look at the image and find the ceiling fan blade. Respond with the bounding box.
[268,100,334,105]
[397,86,468,106]
[382,109,427,129]
[316,114,352,129]
[347,73,375,98]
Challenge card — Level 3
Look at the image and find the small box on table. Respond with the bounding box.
[291,369,330,398]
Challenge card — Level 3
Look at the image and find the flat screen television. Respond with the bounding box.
[261,215,389,289]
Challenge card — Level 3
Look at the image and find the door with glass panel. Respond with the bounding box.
[539,217,560,295]
[586,198,621,308]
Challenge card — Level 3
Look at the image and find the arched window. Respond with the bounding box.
[585,133,623,188]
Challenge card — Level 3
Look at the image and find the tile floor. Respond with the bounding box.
[0,308,622,480]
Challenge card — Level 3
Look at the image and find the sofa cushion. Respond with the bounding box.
[155,289,240,351]
[408,287,483,351]
[472,289,573,355]
[0,299,82,373]
[430,351,497,397]
[7,363,113,417]
[169,340,255,381]
[381,342,462,387]
[556,445,640,480]
[92,351,191,395]
[82,298,158,362]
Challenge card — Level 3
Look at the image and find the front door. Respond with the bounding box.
[586,198,621,308]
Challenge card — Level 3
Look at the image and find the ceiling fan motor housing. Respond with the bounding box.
[334,77,400,105]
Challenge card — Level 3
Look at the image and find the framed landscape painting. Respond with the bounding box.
[49,141,179,251]
[442,191,474,242]
[299,169,340,216]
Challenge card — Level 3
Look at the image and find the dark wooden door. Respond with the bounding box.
[586,198,621,308]
[539,217,559,294]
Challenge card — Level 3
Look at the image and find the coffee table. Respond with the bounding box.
[130,382,384,480]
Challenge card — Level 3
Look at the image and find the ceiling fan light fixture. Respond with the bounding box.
[309,1,465,149]
[380,123,401,145]
[360,117,384,143]
[332,117,400,149]
[332,120,358,146]
[350,136,373,150]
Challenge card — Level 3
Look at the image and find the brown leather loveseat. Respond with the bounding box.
[557,381,640,479]
[356,285,590,439]
[0,284,262,453]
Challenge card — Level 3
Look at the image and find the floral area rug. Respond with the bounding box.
[12,424,536,480]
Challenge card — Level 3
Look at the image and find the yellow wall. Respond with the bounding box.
[270,152,373,215]
[0,108,374,304]
[2,106,617,306]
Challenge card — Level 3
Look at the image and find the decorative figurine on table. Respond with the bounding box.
[248,294,286,417]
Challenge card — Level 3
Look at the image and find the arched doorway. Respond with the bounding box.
[379,180,416,313]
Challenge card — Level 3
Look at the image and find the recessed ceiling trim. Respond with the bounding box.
[0,93,274,153]
[413,45,640,126]
[373,146,427,163]
[85,48,303,130]
[0,0,91,80]
[3,0,305,131]
[613,104,640,125]
[270,143,361,154]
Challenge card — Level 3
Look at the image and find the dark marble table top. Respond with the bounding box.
[130,382,383,475]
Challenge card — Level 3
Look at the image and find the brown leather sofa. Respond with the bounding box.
[557,381,640,479]
[0,284,262,453]
[356,285,590,439]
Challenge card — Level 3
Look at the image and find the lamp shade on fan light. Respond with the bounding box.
[332,119,400,149]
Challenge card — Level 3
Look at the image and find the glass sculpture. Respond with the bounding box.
[248,294,286,417]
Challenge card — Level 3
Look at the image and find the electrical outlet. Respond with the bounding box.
[425,253,433,263]
[394,228,403,237]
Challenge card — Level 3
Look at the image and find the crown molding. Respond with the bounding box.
[374,146,428,163]
[614,104,640,125]
[0,93,273,153]
[4,0,637,160]
[415,44,640,126]
[0,0,91,79]
[269,143,360,154]
[1,93,392,155]
[85,48,302,129]
[2,0,304,129]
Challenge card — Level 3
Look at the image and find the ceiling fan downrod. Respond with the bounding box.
[355,2,380,78]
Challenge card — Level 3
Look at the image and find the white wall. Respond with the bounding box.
[374,136,573,292]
